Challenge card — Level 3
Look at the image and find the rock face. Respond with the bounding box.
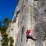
[0,32,2,46]
[7,0,46,46]
[43,40,46,46]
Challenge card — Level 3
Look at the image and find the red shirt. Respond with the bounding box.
[26,29,31,36]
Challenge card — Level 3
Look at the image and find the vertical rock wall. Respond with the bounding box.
[7,0,46,46]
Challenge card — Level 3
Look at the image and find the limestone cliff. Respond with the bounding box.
[7,0,46,46]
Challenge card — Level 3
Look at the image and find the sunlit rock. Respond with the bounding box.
[7,0,46,46]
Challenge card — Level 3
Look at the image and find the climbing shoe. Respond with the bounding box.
[33,39,36,41]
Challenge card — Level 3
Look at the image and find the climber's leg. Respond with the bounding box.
[29,36,36,41]
[26,35,28,42]
[26,35,36,41]
[26,35,30,42]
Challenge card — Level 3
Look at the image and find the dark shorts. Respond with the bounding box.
[26,35,31,39]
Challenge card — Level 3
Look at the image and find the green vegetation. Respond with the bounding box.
[12,11,14,15]
[0,17,11,46]
[9,37,14,46]
[2,37,9,46]
[43,36,46,41]
[44,37,46,40]
[0,17,14,46]
[16,0,19,6]
[0,17,11,32]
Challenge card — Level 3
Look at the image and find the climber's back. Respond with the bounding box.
[26,29,31,36]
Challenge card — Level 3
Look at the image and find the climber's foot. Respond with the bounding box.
[33,39,36,41]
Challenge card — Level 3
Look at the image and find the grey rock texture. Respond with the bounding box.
[0,32,2,46]
[7,0,46,46]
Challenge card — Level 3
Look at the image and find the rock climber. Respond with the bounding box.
[26,29,36,42]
